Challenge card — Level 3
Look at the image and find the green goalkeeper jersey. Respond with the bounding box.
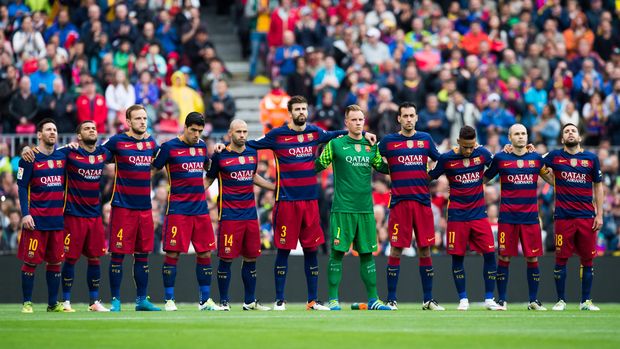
[315,135,388,213]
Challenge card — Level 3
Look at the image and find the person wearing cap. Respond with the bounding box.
[364,0,396,29]
[479,93,515,146]
[361,27,390,67]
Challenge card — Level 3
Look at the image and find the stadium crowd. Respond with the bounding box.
[1,0,620,256]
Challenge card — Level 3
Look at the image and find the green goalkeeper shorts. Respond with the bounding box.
[330,212,378,254]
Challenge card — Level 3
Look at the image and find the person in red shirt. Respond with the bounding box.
[461,21,491,56]
[76,79,107,133]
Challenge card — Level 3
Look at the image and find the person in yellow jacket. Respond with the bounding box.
[170,71,205,127]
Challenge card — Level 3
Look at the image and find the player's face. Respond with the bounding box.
[509,125,528,148]
[345,110,365,136]
[561,125,581,147]
[78,122,98,146]
[397,107,417,131]
[289,103,308,126]
[457,138,476,157]
[127,109,148,135]
[184,124,204,144]
[230,123,249,147]
[38,122,57,147]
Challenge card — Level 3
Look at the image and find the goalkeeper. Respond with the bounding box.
[315,104,392,311]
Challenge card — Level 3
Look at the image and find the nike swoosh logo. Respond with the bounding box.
[558,159,567,163]
[285,137,294,141]
[427,238,434,242]
[209,242,216,246]
[394,143,402,148]
[488,245,495,249]
[124,144,133,148]
[591,250,596,255]
[343,146,351,150]
[532,248,539,253]
[450,163,458,167]
[226,160,234,164]
[315,237,321,242]
[177,151,186,155]
[503,163,511,167]
[37,163,45,168]
[76,156,84,160]
[371,244,377,248]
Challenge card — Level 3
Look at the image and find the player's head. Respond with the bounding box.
[344,104,365,136]
[183,112,205,145]
[561,123,581,147]
[287,95,308,126]
[37,118,57,147]
[229,119,248,147]
[76,120,98,146]
[457,125,477,157]
[508,123,528,149]
[397,102,418,132]
[125,104,148,135]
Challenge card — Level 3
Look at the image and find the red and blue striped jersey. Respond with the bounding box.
[429,147,493,222]
[484,151,544,224]
[103,133,158,210]
[207,146,259,221]
[543,149,602,219]
[378,132,440,207]
[152,137,209,216]
[246,125,346,201]
[62,146,113,218]
[17,150,67,231]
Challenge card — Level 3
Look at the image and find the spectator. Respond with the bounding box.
[113,39,135,76]
[417,94,450,146]
[105,69,136,132]
[12,15,46,61]
[361,27,390,67]
[498,49,524,82]
[560,100,582,128]
[156,9,179,55]
[8,76,38,134]
[134,21,161,57]
[522,43,550,82]
[368,87,398,139]
[169,70,205,126]
[39,78,76,134]
[29,58,58,98]
[259,79,290,133]
[532,104,561,147]
[76,78,107,133]
[524,77,549,129]
[404,17,431,51]
[313,55,345,107]
[582,91,607,146]
[397,65,426,108]
[267,0,298,48]
[273,30,304,79]
[145,43,167,79]
[206,80,236,133]
[593,20,620,62]
[413,39,441,74]
[295,6,324,48]
[0,65,19,132]
[535,18,564,49]
[202,58,229,99]
[479,93,515,145]
[604,79,620,117]
[563,12,595,59]
[312,90,342,132]
[461,20,490,56]
[445,90,481,145]
[111,3,138,46]
[156,88,181,134]
[286,56,313,103]
[246,0,275,80]
[44,9,78,48]
[0,208,20,253]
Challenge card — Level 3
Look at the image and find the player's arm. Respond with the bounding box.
[371,146,389,174]
[592,157,604,231]
[246,131,276,150]
[16,159,35,230]
[205,152,220,188]
[427,155,445,180]
[483,156,499,184]
[315,141,333,172]
[320,128,377,145]
[253,173,275,190]
[539,166,555,185]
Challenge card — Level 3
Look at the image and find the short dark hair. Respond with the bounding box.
[398,102,417,116]
[37,118,56,132]
[459,125,476,140]
[561,122,579,134]
[287,95,308,112]
[185,112,205,127]
[76,120,96,133]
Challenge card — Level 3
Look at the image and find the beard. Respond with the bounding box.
[292,116,306,126]
[132,126,146,135]
[83,138,97,146]
[564,140,579,147]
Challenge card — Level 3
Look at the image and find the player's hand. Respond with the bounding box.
[592,214,603,232]
[214,143,225,153]
[21,146,35,162]
[68,142,79,149]
[526,143,536,152]
[364,132,377,145]
[503,144,514,153]
[22,215,35,230]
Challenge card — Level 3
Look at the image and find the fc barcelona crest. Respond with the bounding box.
[581,160,589,167]
[365,146,371,152]
[189,147,196,156]
[28,251,34,258]
[146,142,152,149]
[517,159,524,168]
[116,242,122,249]
[406,140,414,149]
[463,158,470,167]
[355,144,362,152]
[170,239,176,247]
[57,160,63,167]
[528,160,536,168]
[307,133,314,141]
[417,141,424,148]
[570,159,578,167]
[98,155,104,161]
[280,237,286,244]
[137,142,144,150]
[48,160,55,169]
[224,247,231,254]
[474,157,481,165]
[89,155,95,164]
[334,239,340,246]
[239,156,246,164]
[249,156,255,163]
[198,148,204,156]
[297,134,304,143]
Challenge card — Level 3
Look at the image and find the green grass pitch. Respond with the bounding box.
[1,303,619,349]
